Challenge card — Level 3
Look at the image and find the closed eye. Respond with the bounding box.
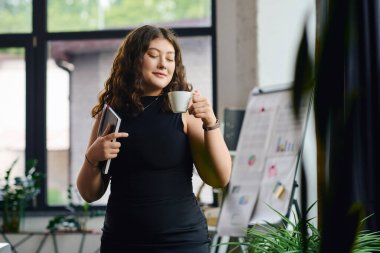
[148,54,159,58]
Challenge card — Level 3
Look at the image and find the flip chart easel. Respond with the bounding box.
[211,84,311,253]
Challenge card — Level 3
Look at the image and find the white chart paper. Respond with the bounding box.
[216,87,310,237]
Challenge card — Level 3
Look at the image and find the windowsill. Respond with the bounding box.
[0,214,104,233]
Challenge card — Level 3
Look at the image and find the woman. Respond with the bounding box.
[76,25,232,253]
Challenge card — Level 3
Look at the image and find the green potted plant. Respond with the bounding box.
[46,184,104,233]
[1,158,43,232]
[219,203,380,253]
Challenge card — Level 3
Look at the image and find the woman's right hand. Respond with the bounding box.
[85,128,129,166]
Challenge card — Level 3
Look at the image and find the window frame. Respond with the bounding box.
[0,0,217,212]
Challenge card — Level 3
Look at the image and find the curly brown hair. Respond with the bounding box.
[91,25,192,117]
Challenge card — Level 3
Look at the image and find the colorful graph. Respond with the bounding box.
[248,154,256,166]
[268,165,277,177]
[276,137,295,152]
[238,196,249,205]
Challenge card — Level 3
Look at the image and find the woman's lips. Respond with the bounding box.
[153,72,167,78]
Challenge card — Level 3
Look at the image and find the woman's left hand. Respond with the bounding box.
[188,90,217,127]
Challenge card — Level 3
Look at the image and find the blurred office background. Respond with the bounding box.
[0,0,316,237]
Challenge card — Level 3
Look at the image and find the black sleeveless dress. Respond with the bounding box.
[100,96,210,253]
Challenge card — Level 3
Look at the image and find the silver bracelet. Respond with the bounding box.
[203,119,220,132]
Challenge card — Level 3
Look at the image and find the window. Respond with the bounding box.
[48,0,211,32]
[46,57,70,205]
[1,0,216,209]
[47,35,213,206]
[0,0,32,33]
[0,48,26,179]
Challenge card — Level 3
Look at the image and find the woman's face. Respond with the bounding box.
[141,38,176,96]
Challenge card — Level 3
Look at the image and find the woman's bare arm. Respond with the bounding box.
[185,91,232,188]
[76,115,128,202]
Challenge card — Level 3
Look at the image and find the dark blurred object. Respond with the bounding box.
[292,0,380,250]
[223,108,245,151]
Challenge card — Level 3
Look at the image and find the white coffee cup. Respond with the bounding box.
[168,91,193,113]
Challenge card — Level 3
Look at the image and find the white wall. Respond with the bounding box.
[257,0,316,87]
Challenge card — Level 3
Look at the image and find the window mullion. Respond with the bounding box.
[26,0,48,210]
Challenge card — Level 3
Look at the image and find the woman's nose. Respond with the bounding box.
[158,60,166,70]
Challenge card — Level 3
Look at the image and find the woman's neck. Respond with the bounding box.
[143,88,163,96]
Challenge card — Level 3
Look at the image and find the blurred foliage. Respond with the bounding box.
[1,158,43,232]
[46,184,104,232]
[0,47,25,57]
[0,0,32,33]
[291,0,379,251]
[0,0,210,33]
[47,188,67,206]
[220,203,380,253]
